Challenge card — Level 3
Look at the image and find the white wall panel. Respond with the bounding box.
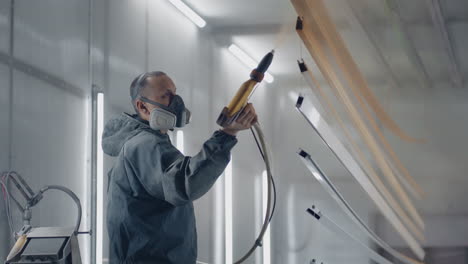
[0,0,9,53]
[90,0,108,93]
[0,63,9,188]
[0,63,10,264]
[450,22,468,76]
[13,0,89,91]
[147,0,198,102]
[106,0,146,111]
[183,31,216,263]
[11,70,89,261]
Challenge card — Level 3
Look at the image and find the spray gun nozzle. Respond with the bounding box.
[250,50,275,82]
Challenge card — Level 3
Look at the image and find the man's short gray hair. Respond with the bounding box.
[130,71,166,113]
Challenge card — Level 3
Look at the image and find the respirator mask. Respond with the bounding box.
[139,95,191,130]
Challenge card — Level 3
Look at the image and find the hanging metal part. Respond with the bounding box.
[292,1,424,144]
[298,150,424,264]
[295,95,425,260]
[292,11,425,229]
[425,0,463,88]
[306,206,394,264]
[298,61,424,202]
[296,14,425,219]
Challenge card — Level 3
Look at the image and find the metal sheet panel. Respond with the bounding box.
[106,0,146,111]
[440,0,468,21]
[183,32,215,264]
[0,0,9,53]
[13,0,89,91]
[147,0,197,103]
[11,70,88,260]
[0,63,9,179]
[295,95,424,259]
[450,22,468,75]
[0,63,10,264]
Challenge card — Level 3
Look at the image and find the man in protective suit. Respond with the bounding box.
[102,71,257,263]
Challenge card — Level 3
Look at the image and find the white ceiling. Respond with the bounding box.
[185,0,468,217]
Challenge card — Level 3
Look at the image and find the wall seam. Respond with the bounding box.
[144,0,148,72]
[8,0,15,171]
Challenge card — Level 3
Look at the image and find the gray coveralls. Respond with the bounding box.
[102,113,237,263]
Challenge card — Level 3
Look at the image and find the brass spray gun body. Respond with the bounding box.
[216,50,275,127]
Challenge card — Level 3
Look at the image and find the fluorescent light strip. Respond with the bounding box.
[168,0,206,28]
[214,178,224,264]
[228,44,274,83]
[96,92,104,264]
[225,158,233,264]
[295,95,424,260]
[254,174,262,264]
[82,97,90,263]
[262,170,271,264]
[176,130,184,154]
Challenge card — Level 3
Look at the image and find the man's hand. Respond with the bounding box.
[221,103,258,136]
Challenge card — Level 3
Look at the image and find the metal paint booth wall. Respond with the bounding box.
[0,0,92,262]
[0,0,271,262]
[0,0,222,263]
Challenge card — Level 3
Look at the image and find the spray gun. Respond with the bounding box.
[216,50,276,264]
[217,50,275,127]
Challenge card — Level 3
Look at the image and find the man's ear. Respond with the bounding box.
[136,100,150,115]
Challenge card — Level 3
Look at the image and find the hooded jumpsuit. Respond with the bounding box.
[102,113,237,263]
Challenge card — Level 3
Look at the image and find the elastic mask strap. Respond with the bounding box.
[139,96,172,112]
